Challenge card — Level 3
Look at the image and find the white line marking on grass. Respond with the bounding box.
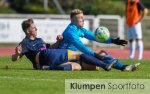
[0,76,59,82]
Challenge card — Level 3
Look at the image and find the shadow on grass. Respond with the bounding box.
[0,67,34,70]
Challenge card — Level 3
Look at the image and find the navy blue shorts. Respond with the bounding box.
[39,49,68,69]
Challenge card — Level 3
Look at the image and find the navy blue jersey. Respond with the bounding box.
[19,37,69,69]
[20,37,49,68]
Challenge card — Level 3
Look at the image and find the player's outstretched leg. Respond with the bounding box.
[97,50,140,71]
[96,50,126,70]
[80,54,117,71]
[51,62,81,71]
[102,54,126,70]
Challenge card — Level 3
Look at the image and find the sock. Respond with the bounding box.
[102,54,126,70]
[129,40,136,59]
[80,54,107,69]
[114,60,126,70]
[137,41,143,60]
[53,64,72,70]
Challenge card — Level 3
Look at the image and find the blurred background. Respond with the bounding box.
[0,0,150,50]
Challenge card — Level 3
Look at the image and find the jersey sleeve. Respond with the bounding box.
[19,39,29,56]
[67,31,95,56]
[81,28,96,41]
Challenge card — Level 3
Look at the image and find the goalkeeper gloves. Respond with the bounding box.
[111,37,128,46]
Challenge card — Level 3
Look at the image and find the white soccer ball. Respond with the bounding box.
[95,26,110,42]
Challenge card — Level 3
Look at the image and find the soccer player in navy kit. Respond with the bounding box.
[11,18,117,71]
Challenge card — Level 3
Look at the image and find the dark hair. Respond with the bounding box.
[22,18,34,34]
[70,9,83,18]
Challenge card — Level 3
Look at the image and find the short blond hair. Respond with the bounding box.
[70,9,83,18]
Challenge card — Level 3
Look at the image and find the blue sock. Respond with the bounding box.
[53,64,72,71]
[102,55,126,70]
[80,54,107,69]
[114,60,126,70]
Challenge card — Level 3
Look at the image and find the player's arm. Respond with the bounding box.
[66,30,111,60]
[12,44,22,61]
[41,35,63,49]
[81,28,96,41]
[68,34,111,60]
[51,34,63,48]
[138,2,148,22]
[140,8,148,21]
[82,28,127,46]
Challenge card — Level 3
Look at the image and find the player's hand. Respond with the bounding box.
[56,34,63,42]
[15,44,22,55]
[111,37,128,46]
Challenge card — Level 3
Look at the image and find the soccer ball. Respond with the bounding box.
[95,26,110,42]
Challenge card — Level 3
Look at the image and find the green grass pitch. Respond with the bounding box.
[0,56,150,94]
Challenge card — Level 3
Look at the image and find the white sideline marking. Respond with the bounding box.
[0,76,59,82]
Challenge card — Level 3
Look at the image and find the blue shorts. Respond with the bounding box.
[39,49,69,69]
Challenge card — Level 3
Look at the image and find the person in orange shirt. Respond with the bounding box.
[126,0,148,60]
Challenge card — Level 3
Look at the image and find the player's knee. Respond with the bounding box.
[71,63,81,71]
[129,39,134,42]
[98,50,107,56]
[69,51,82,60]
[136,39,143,42]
